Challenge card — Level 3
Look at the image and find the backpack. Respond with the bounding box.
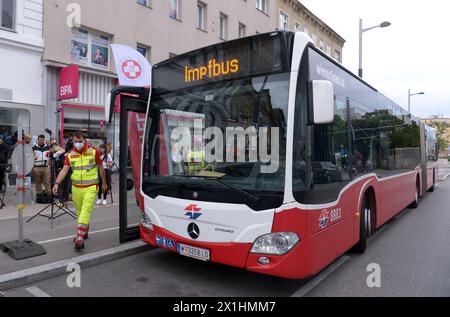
[36,192,54,204]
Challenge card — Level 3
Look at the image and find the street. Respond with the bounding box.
[2,175,450,297]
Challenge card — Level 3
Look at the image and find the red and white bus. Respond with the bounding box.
[108,31,439,279]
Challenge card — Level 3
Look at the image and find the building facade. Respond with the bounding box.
[7,0,344,147]
[42,0,277,147]
[275,0,345,62]
[0,0,44,144]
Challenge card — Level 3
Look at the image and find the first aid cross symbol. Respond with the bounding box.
[122,60,142,79]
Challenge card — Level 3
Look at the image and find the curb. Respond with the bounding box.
[0,241,153,291]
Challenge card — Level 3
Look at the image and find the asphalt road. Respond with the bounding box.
[3,179,450,297]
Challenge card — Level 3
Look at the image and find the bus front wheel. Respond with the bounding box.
[353,193,373,254]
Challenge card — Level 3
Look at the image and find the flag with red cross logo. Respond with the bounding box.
[111,44,152,87]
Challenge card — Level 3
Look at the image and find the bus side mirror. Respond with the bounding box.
[311,80,334,125]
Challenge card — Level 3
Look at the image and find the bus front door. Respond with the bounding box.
[106,87,150,243]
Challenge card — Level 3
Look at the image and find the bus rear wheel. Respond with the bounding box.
[353,193,373,254]
[409,179,420,209]
[428,170,435,193]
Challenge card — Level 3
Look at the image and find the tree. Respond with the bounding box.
[429,121,449,158]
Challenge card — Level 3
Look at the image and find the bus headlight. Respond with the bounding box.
[140,213,153,231]
[251,233,300,255]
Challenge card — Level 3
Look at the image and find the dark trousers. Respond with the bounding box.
[98,170,112,200]
[0,167,5,191]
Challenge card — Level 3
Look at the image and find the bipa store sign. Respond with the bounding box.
[58,65,79,100]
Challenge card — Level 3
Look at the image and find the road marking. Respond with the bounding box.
[25,286,51,297]
[37,227,119,245]
[291,255,351,297]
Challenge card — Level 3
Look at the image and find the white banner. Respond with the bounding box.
[111,44,152,87]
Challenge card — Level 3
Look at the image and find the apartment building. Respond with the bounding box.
[276,0,345,62]
[42,0,277,145]
[12,0,344,143]
[0,0,44,141]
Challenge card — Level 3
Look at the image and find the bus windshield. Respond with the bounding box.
[142,72,290,211]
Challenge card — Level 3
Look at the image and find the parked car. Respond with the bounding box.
[313,162,343,184]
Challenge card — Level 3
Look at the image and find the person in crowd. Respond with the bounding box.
[96,144,113,206]
[0,138,10,191]
[53,131,107,251]
[24,134,32,145]
[32,135,51,195]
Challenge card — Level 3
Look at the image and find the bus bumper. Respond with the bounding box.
[140,224,321,279]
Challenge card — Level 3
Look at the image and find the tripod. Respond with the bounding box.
[27,199,77,229]
[27,159,77,229]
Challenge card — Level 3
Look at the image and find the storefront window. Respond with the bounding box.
[61,105,119,164]
[0,107,30,157]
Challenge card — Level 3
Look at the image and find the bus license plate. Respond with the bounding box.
[178,244,210,262]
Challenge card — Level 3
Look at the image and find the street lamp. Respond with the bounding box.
[408,90,425,113]
[358,19,391,78]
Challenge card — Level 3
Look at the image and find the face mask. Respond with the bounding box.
[74,142,84,151]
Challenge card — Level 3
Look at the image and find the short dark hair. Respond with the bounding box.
[72,131,86,139]
[38,135,45,139]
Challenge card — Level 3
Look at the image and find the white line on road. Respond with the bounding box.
[25,286,51,297]
[291,255,351,297]
[37,227,119,245]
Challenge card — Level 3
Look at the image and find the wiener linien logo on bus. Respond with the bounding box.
[184,59,239,83]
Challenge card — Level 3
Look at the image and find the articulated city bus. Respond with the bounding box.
[107,31,439,279]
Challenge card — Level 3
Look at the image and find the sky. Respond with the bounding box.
[300,0,450,118]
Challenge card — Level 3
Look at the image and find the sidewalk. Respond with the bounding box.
[1,173,120,219]
[0,173,144,277]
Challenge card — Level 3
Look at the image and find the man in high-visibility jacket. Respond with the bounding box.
[187,150,205,175]
[53,132,107,250]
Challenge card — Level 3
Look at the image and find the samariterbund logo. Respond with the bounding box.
[122,60,142,79]
[184,59,239,83]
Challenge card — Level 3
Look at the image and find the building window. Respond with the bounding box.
[239,23,246,38]
[137,44,151,61]
[137,0,151,7]
[312,33,317,45]
[294,21,301,32]
[0,0,15,30]
[219,13,228,40]
[71,28,111,70]
[279,10,289,30]
[197,1,206,30]
[319,40,325,51]
[169,0,180,20]
[303,27,309,36]
[256,0,267,13]
[335,50,341,63]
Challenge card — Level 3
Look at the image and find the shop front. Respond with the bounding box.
[60,103,120,157]
[54,65,118,160]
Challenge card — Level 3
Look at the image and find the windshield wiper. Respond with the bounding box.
[143,183,180,194]
[176,175,260,204]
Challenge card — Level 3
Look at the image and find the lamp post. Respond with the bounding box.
[408,90,425,113]
[359,19,391,78]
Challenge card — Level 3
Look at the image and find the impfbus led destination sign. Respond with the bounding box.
[153,32,289,93]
